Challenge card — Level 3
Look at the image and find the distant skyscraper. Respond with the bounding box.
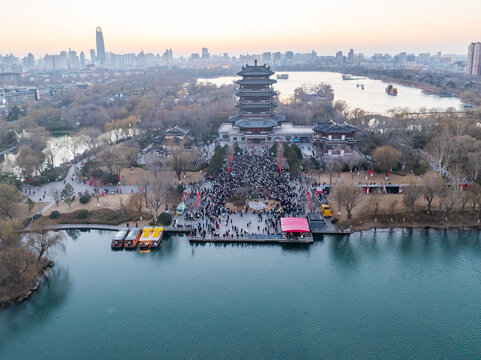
[96,26,106,64]
[202,48,210,59]
[80,51,85,67]
[348,49,354,64]
[335,51,343,65]
[467,42,481,76]
[90,49,96,64]
[26,53,35,67]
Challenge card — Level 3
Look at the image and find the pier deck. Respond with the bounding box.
[189,235,313,244]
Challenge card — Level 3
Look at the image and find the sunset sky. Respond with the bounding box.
[1,0,480,57]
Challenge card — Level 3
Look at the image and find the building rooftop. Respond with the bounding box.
[234,118,280,130]
[237,62,274,77]
[313,120,359,134]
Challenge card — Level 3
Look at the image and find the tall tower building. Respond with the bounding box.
[467,42,481,76]
[226,60,285,143]
[202,48,210,59]
[80,51,85,67]
[96,26,106,64]
[90,49,96,64]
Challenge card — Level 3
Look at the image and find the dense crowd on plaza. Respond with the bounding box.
[182,149,307,238]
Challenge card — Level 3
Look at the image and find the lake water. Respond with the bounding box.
[1,230,481,359]
[198,71,462,114]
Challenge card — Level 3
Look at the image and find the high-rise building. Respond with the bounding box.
[96,26,106,64]
[467,42,481,76]
[68,49,80,69]
[335,51,343,65]
[90,49,96,64]
[348,49,354,64]
[262,52,271,63]
[202,48,210,59]
[80,51,85,67]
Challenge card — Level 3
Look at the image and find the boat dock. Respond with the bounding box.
[189,235,313,244]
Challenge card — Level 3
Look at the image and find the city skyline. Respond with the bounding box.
[2,0,481,57]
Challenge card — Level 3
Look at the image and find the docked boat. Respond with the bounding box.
[111,228,129,249]
[386,84,398,96]
[139,227,153,249]
[148,227,164,248]
[276,74,288,79]
[124,228,141,249]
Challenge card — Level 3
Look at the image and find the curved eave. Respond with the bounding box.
[235,91,277,97]
[237,70,275,76]
[235,79,276,85]
[236,103,277,109]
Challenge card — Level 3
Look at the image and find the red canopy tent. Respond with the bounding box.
[280,217,310,233]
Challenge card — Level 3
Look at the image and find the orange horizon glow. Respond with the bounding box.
[1,0,481,57]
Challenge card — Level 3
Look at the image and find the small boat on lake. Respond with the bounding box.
[111,228,129,249]
[386,84,398,96]
[148,227,163,248]
[277,74,288,79]
[124,228,141,249]
[139,227,153,249]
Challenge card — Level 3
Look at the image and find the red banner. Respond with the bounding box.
[194,190,201,207]
[307,191,312,212]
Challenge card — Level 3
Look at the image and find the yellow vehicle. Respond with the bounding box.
[321,204,332,218]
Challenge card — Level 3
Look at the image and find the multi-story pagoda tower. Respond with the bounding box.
[228,60,285,135]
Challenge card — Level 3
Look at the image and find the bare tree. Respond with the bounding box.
[67,134,83,159]
[402,182,420,216]
[50,188,61,206]
[388,198,398,222]
[443,190,458,221]
[422,173,443,214]
[44,141,60,167]
[372,145,401,176]
[468,183,481,215]
[370,190,381,222]
[128,193,144,218]
[28,219,66,261]
[171,146,188,182]
[80,128,102,155]
[93,180,102,206]
[137,180,150,211]
[426,127,453,174]
[0,184,22,219]
[148,175,168,222]
[332,183,362,225]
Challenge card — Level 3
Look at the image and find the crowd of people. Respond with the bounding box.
[183,149,307,239]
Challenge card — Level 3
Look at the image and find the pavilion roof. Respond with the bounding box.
[235,78,276,85]
[313,120,359,134]
[237,63,274,76]
[234,118,279,129]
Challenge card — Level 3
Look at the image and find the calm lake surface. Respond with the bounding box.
[1,230,481,359]
[198,71,462,114]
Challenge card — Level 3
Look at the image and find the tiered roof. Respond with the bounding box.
[228,61,285,130]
